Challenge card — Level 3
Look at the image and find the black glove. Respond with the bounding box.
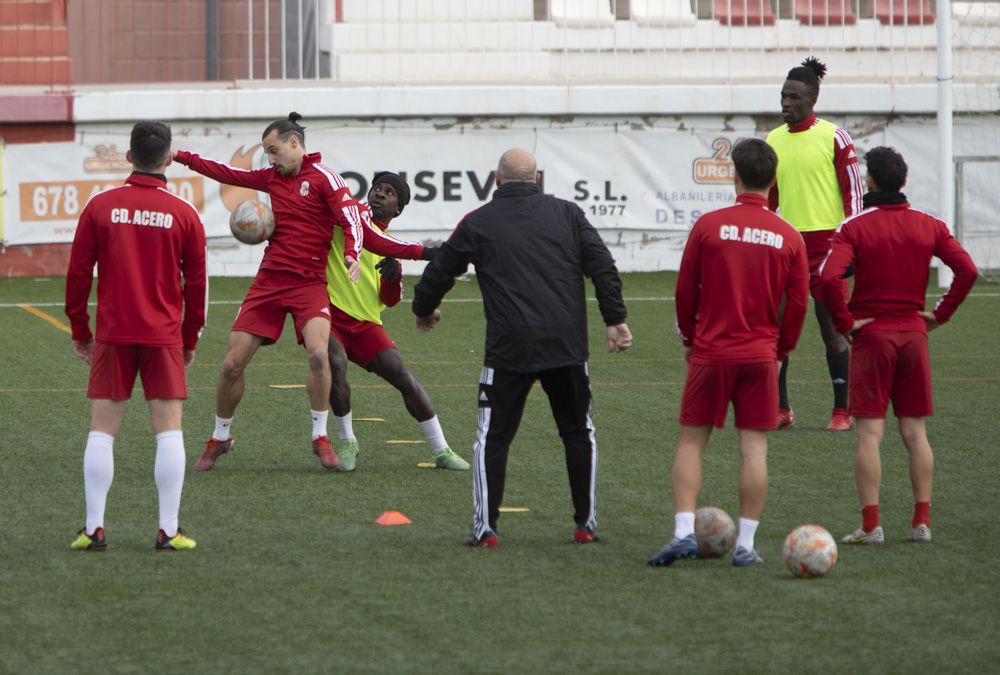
[375,257,399,281]
[420,246,439,262]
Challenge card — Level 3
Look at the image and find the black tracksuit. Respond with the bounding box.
[413,181,627,539]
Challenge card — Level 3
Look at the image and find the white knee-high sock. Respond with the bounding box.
[311,409,329,440]
[420,415,449,454]
[154,430,186,537]
[84,431,115,534]
[334,412,355,441]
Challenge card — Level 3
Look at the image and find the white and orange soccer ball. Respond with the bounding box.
[694,506,736,558]
[229,200,275,245]
[783,524,838,578]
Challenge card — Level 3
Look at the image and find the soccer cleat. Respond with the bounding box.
[647,534,698,566]
[464,530,500,548]
[731,546,764,567]
[573,526,599,544]
[70,527,107,552]
[194,437,234,472]
[312,435,340,470]
[335,439,360,472]
[841,525,885,545]
[435,448,470,471]
[912,524,932,543]
[155,528,196,552]
[776,408,796,431]
[826,408,854,432]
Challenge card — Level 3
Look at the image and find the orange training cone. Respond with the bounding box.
[375,510,413,526]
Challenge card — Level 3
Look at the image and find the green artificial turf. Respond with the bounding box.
[1,272,997,674]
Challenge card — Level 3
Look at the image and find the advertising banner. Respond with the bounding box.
[0,123,742,257]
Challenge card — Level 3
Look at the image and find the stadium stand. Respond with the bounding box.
[794,0,858,25]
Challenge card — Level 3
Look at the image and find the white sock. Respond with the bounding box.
[154,430,186,537]
[674,511,695,539]
[420,415,449,455]
[311,409,329,440]
[334,412,355,441]
[737,517,760,551]
[213,416,233,442]
[83,431,115,534]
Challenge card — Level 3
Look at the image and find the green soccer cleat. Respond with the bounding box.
[70,527,107,552]
[155,528,197,552]
[435,448,470,471]
[335,439,360,472]
[841,525,885,545]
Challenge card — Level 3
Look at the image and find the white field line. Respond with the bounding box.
[3,293,1000,309]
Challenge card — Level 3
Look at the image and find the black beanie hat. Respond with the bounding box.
[372,171,411,214]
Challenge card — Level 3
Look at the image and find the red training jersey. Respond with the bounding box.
[65,173,208,349]
[676,193,810,364]
[819,200,978,334]
[176,150,425,281]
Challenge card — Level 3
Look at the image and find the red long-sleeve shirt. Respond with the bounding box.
[819,200,978,334]
[676,193,810,364]
[65,173,207,349]
[175,150,424,280]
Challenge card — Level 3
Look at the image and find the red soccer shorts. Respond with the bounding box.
[849,330,932,418]
[329,304,396,367]
[801,229,847,301]
[232,269,331,345]
[88,342,187,400]
[679,361,778,429]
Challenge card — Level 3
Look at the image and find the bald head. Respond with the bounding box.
[496,149,538,184]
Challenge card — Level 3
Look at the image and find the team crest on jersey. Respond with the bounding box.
[300,180,311,197]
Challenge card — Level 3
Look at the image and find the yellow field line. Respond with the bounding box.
[18,304,71,334]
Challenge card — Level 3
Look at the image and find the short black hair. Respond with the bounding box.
[786,56,827,97]
[262,111,306,145]
[731,138,778,190]
[130,121,171,172]
[864,146,908,192]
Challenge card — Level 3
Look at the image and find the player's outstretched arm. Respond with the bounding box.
[172,149,270,191]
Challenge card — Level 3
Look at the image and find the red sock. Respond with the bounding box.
[913,501,931,528]
[862,504,880,532]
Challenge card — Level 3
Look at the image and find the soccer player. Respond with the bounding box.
[65,121,207,552]
[766,56,864,432]
[173,113,433,472]
[413,148,632,548]
[324,171,469,472]
[648,139,809,568]
[819,146,978,545]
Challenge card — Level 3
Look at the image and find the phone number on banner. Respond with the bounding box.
[19,178,205,222]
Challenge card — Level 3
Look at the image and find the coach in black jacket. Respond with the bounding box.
[412,148,632,548]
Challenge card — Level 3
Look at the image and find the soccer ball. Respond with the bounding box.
[229,200,275,244]
[694,506,736,558]
[783,524,838,578]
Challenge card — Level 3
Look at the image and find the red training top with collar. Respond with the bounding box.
[65,172,207,349]
[819,200,978,334]
[676,193,810,364]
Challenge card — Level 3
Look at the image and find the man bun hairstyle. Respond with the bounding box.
[372,171,411,215]
[864,146,908,193]
[262,111,307,145]
[731,138,778,190]
[130,121,172,172]
[786,56,827,96]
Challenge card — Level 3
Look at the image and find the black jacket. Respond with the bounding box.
[412,181,627,372]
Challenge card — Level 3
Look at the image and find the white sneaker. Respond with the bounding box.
[841,525,885,545]
[911,524,932,543]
